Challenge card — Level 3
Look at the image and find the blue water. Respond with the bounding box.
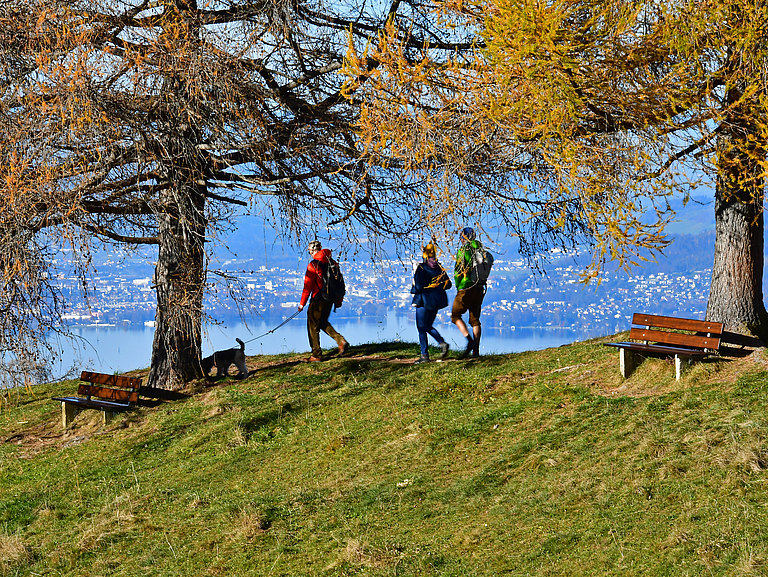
[48,310,602,378]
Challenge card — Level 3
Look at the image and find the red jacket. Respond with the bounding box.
[300,248,331,307]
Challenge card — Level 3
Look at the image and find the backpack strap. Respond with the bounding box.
[310,259,327,276]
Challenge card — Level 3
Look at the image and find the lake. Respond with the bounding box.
[48,310,604,378]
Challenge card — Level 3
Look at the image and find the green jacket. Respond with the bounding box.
[454,240,482,290]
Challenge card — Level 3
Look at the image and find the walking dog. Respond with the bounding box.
[201,338,248,379]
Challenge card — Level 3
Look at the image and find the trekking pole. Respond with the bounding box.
[242,308,303,344]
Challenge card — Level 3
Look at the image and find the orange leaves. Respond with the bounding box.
[341,0,704,273]
[345,13,490,179]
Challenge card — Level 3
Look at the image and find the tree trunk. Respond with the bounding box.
[706,89,768,341]
[707,186,767,339]
[147,184,207,390]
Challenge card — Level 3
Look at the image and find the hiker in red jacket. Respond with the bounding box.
[298,241,348,361]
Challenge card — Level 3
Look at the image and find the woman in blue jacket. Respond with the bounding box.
[411,243,452,363]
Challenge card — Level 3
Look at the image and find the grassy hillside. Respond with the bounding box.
[2,337,768,576]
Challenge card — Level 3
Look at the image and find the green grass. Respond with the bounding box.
[2,338,768,576]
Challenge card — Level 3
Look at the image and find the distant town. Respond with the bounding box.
[54,244,712,338]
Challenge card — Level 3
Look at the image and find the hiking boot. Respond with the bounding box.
[307,356,323,362]
[414,356,430,364]
[439,342,450,359]
[458,338,474,359]
[471,340,480,357]
[338,340,349,356]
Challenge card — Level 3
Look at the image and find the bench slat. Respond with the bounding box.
[77,384,139,404]
[604,342,709,358]
[628,327,721,350]
[80,371,142,389]
[631,313,723,334]
[52,396,132,411]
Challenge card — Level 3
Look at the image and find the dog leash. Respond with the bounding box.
[242,309,303,344]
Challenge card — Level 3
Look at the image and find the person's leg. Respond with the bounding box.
[427,322,450,359]
[424,308,449,358]
[453,317,470,337]
[423,308,442,343]
[427,325,443,343]
[468,284,485,357]
[451,291,474,357]
[307,299,323,359]
[471,324,482,356]
[317,300,347,350]
[415,307,430,358]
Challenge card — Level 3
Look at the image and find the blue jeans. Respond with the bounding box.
[416,307,444,357]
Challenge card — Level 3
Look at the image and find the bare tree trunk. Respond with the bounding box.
[707,186,767,339]
[147,184,206,390]
[706,90,768,341]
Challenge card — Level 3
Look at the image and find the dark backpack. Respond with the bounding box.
[469,245,494,284]
[313,258,346,303]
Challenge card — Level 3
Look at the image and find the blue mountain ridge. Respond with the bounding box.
[78,194,717,275]
[215,195,716,269]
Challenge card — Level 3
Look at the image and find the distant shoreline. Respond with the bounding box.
[45,318,602,380]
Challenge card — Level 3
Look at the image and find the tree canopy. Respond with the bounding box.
[4,0,766,391]
[0,0,475,389]
[346,0,768,337]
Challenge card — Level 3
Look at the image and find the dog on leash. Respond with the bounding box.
[201,338,248,379]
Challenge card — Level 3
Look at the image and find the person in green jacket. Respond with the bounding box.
[451,227,486,358]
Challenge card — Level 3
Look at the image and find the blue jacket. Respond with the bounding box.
[411,260,451,310]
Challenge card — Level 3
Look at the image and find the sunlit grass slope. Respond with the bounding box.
[2,337,768,576]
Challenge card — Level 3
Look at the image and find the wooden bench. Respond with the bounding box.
[604,313,723,380]
[52,371,143,428]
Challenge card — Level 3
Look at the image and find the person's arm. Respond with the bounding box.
[335,259,345,307]
[412,264,427,293]
[299,262,319,309]
[453,250,464,286]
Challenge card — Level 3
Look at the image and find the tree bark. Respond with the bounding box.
[147,183,207,390]
[146,12,209,390]
[707,186,767,339]
[706,89,768,341]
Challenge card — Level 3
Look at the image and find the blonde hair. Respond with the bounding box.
[422,243,436,259]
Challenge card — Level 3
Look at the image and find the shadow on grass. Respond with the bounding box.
[719,331,764,358]
[138,386,191,407]
[236,341,520,383]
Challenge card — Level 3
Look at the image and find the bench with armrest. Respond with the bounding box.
[604,313,723,380]
[52,371,143,427]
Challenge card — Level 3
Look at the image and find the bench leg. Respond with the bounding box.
[103,410,115,425]
[674,355,692,380]
[61,402,79,428]
[619,348,638,378]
